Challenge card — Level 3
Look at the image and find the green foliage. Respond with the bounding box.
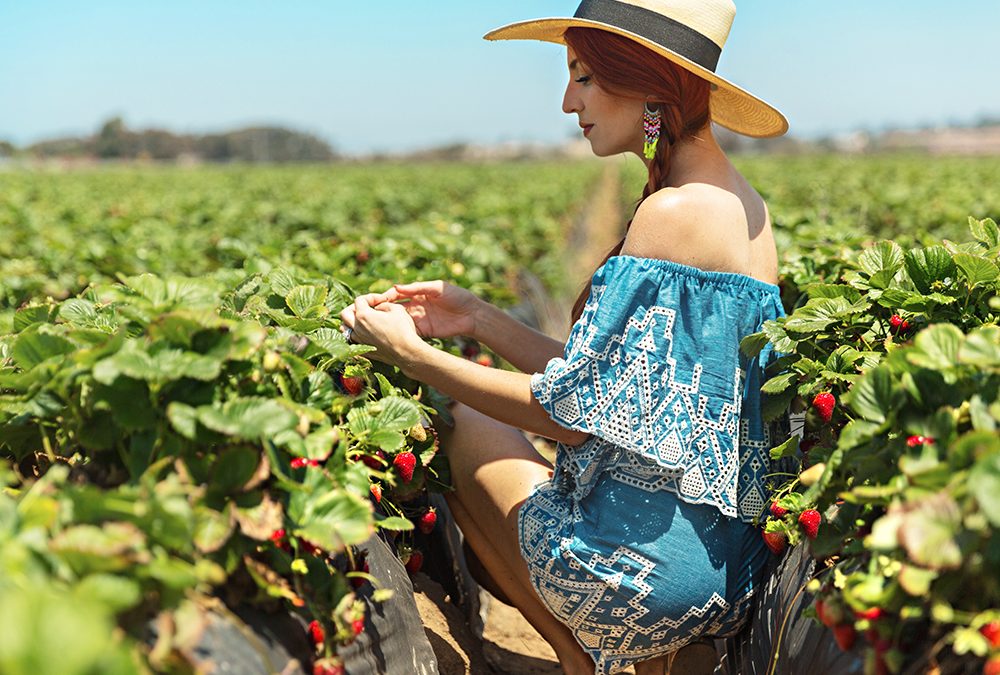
[0,160,602,672]
[755,216,1000,670]
[3,155,999,671]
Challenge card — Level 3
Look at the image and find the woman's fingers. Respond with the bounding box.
[379,287,402,303]
[393,280,446,299]
[356,292,392,307]
[340,305,357,329]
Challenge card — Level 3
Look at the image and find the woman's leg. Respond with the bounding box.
[440,403,594,675]
[634,654,670,675]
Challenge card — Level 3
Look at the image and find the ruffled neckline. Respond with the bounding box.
[598,255,782,295]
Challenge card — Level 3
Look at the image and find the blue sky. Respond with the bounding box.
[2,1,999,154]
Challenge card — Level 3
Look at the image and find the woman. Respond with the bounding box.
[340,2,788,673]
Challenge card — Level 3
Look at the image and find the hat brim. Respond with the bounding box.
[485,18,788,139]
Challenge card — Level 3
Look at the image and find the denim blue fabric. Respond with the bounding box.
[519,255,785,673]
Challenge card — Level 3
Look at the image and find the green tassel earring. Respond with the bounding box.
[643,102,661,160]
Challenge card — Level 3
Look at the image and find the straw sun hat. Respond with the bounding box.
[484,0,788,138]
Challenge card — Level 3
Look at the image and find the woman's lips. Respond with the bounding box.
[582,125,593,137]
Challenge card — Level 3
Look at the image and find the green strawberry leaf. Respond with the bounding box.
[906,324,965,373]
[211,445,262,493]
[858,241,904,279]
[843,367,895,424]
[13,305,55,333]
[11,330,76,369]
[802,283,863,302]
[197,398,298,440]
[769,434,799,460]
[739,331,769,358]
[896,493,963,570]
[953,253,999,287]
[969,451,1000,528]
[959,325,1000,367]
[897,564,938,597]
[761,371,797,395]
[375,515,414,531]
[904,246,957,295]
[969,216,1000,249]
[286,285,329,319]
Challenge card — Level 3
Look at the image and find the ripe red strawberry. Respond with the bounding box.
[352,618,365,636]
[369,483,382,503]
[270,528,291,552]
[405,549,424,574]
[291,457,321,469]
[854,607,884,621]
[769,501,788,518]
[906,435,934,447]
[889,314,911,332]
[393,451,416,483]
[985,655,1000,675]
[338,372,365,396]
[816,599,846,628]
[417,507,437,534]
[832,623,856,651]
[799,509,822,539]
[360,450,386,470]
[980,621,1000,648]
[812,392,836,423]
[308,619,325,646]
[762,530,787,555]
[313,658,345,675]
[815,599,832,627]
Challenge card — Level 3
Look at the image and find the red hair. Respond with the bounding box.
[565,27,711,323]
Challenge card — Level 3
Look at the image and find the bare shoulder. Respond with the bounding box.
[621,183,768,275]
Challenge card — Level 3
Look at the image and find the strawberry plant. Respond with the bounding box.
[0,268,448,671]
[745,217,1000,672]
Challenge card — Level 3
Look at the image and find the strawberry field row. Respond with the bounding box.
[0,160,603,673]
[2,154,1000,674]
[0,161,604,331]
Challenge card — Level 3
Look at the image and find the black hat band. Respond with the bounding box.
[573,0,722,73]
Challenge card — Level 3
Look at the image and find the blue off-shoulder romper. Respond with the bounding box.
[520,255,785,675]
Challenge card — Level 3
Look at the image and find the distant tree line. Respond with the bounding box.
[4,117,338,163]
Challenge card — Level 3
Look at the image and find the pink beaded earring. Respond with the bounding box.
[643,102,661,160]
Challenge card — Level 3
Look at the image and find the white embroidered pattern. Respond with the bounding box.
[531,281,773,523]
[519,482,758,675]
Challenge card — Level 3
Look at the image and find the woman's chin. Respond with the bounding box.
[585,139,633,158]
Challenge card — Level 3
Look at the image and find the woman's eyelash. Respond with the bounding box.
[575,75,591,84]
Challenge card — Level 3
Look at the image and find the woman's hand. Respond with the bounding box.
[340,294,428,371]
[380,281,485,340]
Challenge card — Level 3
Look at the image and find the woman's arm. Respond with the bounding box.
[402,340,586,445]
[340,296,587,446]
[471,302,565,374]
[381,281,565,374]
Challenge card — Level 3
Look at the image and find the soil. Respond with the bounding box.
[413,573,562,675]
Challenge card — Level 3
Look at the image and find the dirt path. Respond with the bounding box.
[528,160,626,341]
[563,160,629,304]
[413,160,631,675]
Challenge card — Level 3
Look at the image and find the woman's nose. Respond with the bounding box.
[562,84,580,115]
